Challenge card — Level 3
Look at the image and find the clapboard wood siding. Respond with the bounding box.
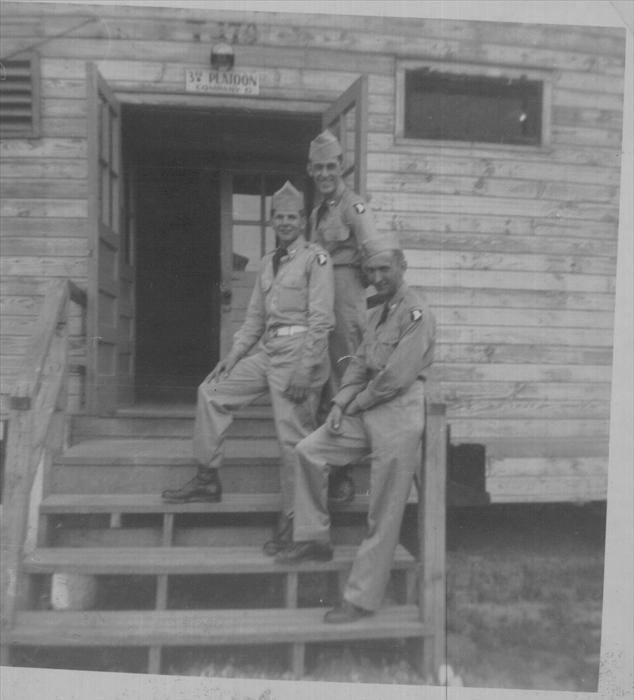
[0,3,624,502]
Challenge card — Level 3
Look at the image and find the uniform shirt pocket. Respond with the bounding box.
[321,210,349,243]
[277,275,307,312]
[369,333,400,367]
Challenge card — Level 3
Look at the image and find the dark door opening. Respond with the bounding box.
[122,106,320,403]
[134,158,220,402]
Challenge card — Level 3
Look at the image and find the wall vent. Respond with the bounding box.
[0,52,41,138]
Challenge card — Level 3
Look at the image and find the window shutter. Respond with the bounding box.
[0,52,41,138]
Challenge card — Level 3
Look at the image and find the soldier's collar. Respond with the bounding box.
[319,181,346,208]
[384,283,408,312]
[280,236,304,259]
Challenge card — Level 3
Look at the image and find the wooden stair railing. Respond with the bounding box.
[418,402,447,680]
[0,278,87,664]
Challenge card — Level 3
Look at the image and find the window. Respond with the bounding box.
[0,52,41,138]
[397,61,550,147]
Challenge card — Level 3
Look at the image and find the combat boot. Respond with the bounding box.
[263,513,293,556]
[161,467,222,503]
[328,466,355,506]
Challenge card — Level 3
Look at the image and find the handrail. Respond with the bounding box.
[417,401,447,681]
[0,279,87,662]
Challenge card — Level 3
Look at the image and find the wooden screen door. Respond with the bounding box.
[86,65,135,413]
[322,75,368,198]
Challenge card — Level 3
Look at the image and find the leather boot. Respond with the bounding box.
[328,466,355,505]
[274,540,333,564]
[324,599,374,624]
[263,513,293,556]
[161,467,222,503]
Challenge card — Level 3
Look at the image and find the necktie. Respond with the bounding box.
[377,302,390,326]
[272,247,287,276]
[315,200,329,227]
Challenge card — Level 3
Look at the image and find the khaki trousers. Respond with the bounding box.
[193,335,325,515]
[329,266,367,387]
[294,381,424,611]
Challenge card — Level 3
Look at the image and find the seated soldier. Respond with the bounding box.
[161,182,334,556]
[275,233,436,624]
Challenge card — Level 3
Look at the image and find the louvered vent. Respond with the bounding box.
[0,52,41,138]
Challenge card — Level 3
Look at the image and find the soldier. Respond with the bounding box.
[275,233,436,624]
[161,181,334,556]
[308,128,379,386]
[307,129,382,504]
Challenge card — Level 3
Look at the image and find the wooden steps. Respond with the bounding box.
[2,404,449,678]
[23,544,415,575]
[40,492,387,515]
[71,406,275,441]
[55,438,280,466]
[9,606,429,647]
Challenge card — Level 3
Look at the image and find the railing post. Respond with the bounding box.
[0,279,84,664]
[0,405,35,656]
[418,402,447,682]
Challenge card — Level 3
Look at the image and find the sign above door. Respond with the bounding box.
[185,69,260,96]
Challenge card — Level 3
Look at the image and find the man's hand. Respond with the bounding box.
[326,404,343,433]
[284,370,310,403]
[205,353,239,383]
[344,398,362,416]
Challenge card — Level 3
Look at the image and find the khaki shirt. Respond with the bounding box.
[333,282,436,411]
[310,182,378,267]
[231,237,335,376]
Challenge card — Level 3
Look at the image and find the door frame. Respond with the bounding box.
[86,84,366,411]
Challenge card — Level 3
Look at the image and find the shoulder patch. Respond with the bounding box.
[316,253,328,266]
[353,202,366,214]
[410,309,423,322]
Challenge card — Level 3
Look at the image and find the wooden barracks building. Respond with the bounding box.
[0,1,626,677]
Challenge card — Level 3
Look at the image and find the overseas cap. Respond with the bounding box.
[361,231,402,261]
[271,181,304,213]
[309,129,343,162]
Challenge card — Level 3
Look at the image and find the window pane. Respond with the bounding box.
[233,193,261,221]
[405,70,542,145]
[233,224,262,271]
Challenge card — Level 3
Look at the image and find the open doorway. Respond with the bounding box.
[122,107,320,403]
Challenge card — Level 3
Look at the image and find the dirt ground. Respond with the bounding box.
[12,502,605,691]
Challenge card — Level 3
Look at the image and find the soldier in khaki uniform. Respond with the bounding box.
[308,129,383,504]
[308,129,379,387]
[162,182,334,554]
[276,233,436,624]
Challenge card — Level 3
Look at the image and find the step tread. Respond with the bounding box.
[113,404,271,419]
[23,544,415,574]
[56,438,280,465]
[10,606,428,645]
[40,492,386,514]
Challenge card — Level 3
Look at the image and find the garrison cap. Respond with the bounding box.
[309,129,343,162]
[271,181,304,214]
[361,232,402,261]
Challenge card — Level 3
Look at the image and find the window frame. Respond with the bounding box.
[0,51,41,139]
[395,59,552,151]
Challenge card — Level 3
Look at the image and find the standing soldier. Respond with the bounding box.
[307,129,383,503]
[161,182,334,556]
[276,233,436,624]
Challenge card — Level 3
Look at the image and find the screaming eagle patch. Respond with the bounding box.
[411,309,423,322]
[316,253,328,266]
[353,202,366,214]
